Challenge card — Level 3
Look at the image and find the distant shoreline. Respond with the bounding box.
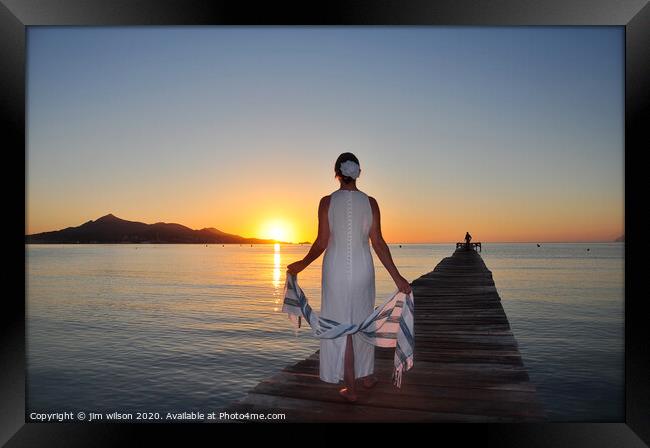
[26,214,624,246]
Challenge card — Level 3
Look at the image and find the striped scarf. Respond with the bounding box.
[281,272,415,388]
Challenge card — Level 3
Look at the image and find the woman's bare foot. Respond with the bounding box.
[361,375,378,389]
[339,387,358,403]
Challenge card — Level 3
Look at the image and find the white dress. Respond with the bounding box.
[319,189,375,383]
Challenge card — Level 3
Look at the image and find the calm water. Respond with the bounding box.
[26,243,624,421]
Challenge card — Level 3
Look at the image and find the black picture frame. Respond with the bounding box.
[3,0,648,445]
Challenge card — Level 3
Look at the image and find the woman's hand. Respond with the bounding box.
[287,259,307,276]
[394,275,412,294]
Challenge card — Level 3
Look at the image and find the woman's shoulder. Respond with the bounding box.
[319,194,332,207]
[366,194,379,211]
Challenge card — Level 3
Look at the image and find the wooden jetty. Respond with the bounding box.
[223,248,546,422]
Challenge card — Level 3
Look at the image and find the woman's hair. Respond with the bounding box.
[334,152,360,184]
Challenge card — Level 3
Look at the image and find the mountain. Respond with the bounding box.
[26,214,284,244]
[615,234,624,242]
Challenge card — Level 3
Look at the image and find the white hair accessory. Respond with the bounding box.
[339,160,360,179]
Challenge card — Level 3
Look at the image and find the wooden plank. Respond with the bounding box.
[257,371,541,403]
[249,379,545,418]
[225,395,539,422]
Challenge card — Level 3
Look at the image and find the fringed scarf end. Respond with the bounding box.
[287,313,302,329]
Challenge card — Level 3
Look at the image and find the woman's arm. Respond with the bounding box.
[287,196,330,275]
[368,196,412,294]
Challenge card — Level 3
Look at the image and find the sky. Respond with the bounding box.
[26,26,624,243]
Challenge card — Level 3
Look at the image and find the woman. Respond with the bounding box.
[287,152,412,402]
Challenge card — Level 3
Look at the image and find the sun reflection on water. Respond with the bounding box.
[273,243,281,311]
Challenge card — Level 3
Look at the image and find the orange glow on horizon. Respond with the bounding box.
[259,219,295,243]
[25,184,623,244]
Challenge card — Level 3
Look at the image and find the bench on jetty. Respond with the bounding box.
[457,241,481,252]
[223,248,545,422]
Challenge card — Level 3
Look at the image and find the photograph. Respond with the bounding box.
[22,25,626,425]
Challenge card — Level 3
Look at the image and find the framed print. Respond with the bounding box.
[2,0,649,445]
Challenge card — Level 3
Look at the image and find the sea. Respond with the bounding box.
[26,242,624,421]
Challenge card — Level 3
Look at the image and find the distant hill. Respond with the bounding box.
[615,234,624,242]
[26,214,284,244]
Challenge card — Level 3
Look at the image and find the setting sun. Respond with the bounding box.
[260,219,294,243]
